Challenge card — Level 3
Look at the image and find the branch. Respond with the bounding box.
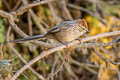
[9,45,46,80]
[93,48,120,65]
[6,26,45,80]
[67,3,107,25]
[76,40,117,48]
[0,0,55,48]
[10,31,120,80]
[12,0,54,16]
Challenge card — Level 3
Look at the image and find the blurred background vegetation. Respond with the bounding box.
[0,0,120,80]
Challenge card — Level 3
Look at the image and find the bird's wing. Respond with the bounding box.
[48,21,76,33]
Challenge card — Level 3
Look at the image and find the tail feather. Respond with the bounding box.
[1,34,45,44]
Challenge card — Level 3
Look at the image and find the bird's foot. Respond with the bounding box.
[78,38,82,44]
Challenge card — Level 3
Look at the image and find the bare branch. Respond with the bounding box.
[12,0,54,16]
[93,48,120,65]
[6,26,45,80]
[110,68,120,80]
[61,0,73,20]
[47,61,64,80]
[67,3,107,25]
[0,10,10,18]
[9,45,46,80]
[0,10,53,48]
[76,40,117,48]
[10,31,120,80]
[81,31,120,43]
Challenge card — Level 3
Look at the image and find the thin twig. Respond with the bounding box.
[14,0,54,16]
[48,2,62,23]
[71,59,97,74]
[76,40,118,48]
[0,74,3,80]
[27,13,33,36]
[21,0,48,33]
[12,0,21,11]
[9,45,46,80]
[47,61,64,80]
[10,31,120,80]
[67,3,107,25]
[0,10,10,18]
[81,31,120,43]
[93,48,120,65]
[110,68,120,80]
[6,26,46,80]
[28,9,47,33]
[3,0,12,11]
[50,56,58,80]
[58,53,78,80]
[0,1,53,47]
[61,0,73,20]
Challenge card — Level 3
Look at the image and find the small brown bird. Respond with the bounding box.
[3,19,89,44]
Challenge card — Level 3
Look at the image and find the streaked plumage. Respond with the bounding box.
[2,19,89,44]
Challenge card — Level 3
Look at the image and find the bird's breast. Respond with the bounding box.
[54,27,84,43]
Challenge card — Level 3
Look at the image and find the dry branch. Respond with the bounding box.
[67,3,107,25]
[6,27,45,80]
[93,48,119,65]
[10,31,120,80]
[0,0,119,79]
[12,0,54,16]
[0,8,53,47]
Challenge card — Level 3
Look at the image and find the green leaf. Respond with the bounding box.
[0,33,5,42]
[0,18,4,32]
[0,18,5,42]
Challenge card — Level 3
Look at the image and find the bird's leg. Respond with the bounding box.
[78,38,82,44]
[56,39,69,47]
[57,41,71,62]
[62,42,69,47]
[57,39,75,63]
[64,47,74,63]
[62,42,75,63]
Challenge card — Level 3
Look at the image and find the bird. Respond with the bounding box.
[2,19,89,44]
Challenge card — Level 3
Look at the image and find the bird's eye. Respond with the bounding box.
[81,26,86,30]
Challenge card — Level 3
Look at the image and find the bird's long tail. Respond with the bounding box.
[1,34,46,44]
